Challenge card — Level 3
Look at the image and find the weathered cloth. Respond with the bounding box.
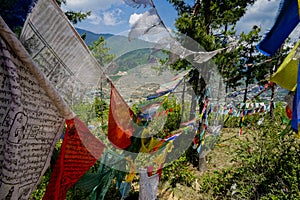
[139,168,159,200]
[43,117,105,200]
[108,83,135,149]
[0,17,66,199]
[20,0,106,106]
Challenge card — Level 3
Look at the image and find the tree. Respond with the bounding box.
[56,0,91,25]
[166,0,262,107]
[218,26,272,91]
[89,37,115,67]
[166,0,260,171]
[168,0,256,45]
[217,27,290,119]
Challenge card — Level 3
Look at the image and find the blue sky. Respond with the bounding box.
[61,0,182,34]
[61,0,299,39]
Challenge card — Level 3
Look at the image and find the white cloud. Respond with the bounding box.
[103,9,125,26]
[83,8,125,26]
[129,13,143,26]
[87,13,102,25]
[62,0,124,12]
[236,0,299,42]
[236,0,281,34]
[62,1,126,27]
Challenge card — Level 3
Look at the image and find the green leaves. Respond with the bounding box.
[64,11,91,24]
[94,96,108,119]
[162,154,195,187]
[200,104,300,199]
[89,36,116,67]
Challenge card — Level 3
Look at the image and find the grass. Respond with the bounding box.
[156,127,244,200]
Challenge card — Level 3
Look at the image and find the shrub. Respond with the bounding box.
[200,104,300,199]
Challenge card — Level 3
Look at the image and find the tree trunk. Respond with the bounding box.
[269,83,277,119]
[239,44,254,136]
[239,73,249,136]
[197,0,211,171]
[203,0,211,35]
[270,45,283,118]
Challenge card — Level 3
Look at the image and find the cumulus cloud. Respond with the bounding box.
[103,9,125,26]
[129,13,143,26]
[85,9,125,26]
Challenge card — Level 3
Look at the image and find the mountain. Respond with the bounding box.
[104,35,153,56]
[74,28,173,102]
[76,28,167,75]
[75,28,113,46]
[75,28,154,56]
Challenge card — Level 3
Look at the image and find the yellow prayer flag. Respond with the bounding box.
[270,40,300,91]
[298,0,300,19]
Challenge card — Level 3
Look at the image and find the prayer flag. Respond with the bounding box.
[43,117,105,200]
[119,182,131,199]
[128,9,162,41]
[123,0,153,8]
[292,61,300,132]
[139,168,159,200]
[8,0,108,198]
[146,90,170,100]
[0,16,71,199]
[270,41,300,91]
[138,102,161,121]
[256,0,300,56]
[108,84,134,149]
[156,77,183,93]
[146,70,189,100]
[20,0,105,106]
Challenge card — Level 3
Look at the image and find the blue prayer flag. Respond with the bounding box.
[292,61,300,132]
[257,0,300,56]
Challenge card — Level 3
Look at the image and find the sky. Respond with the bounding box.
[61,0,299,40]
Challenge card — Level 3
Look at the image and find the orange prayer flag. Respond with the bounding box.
[108,84,134,149]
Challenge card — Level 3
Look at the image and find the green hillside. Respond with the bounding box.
[76,28,167,74]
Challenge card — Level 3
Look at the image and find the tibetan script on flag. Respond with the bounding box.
[0,22,64,199]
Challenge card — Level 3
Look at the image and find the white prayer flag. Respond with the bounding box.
[20,0,106,106]
[123,0,154,8]
[0,16,66,199]
[129,9,162,41]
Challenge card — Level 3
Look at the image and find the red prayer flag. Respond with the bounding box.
[286,105,292,120]
[43,117,105,200]
[108,84,135,149]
